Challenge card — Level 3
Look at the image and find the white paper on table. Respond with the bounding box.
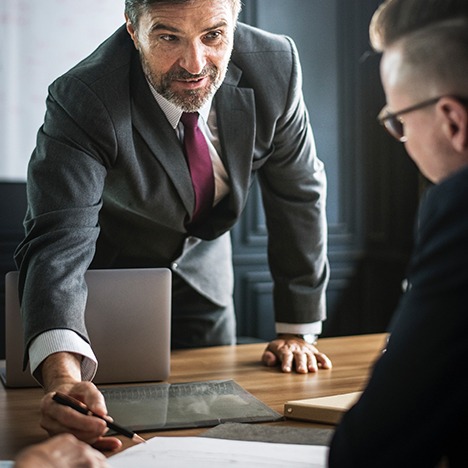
[108,436,328,468]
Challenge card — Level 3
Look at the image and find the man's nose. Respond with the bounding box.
[179,42,207,75]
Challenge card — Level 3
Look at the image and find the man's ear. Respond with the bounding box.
[125,13,139,50]
[438,97,468,152]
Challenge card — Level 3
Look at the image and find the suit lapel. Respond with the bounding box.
[215,62,256,218]
[129,56,256,224]
[130,57,194,215]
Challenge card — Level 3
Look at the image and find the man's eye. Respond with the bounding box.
[204,31,222,41]
[159,34,177,42]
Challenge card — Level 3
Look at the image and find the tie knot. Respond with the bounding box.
[180,112,200,129]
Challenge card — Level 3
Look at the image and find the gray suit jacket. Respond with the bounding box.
[15,22,328,350]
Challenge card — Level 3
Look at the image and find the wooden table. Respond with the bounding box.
[0,333,387,460]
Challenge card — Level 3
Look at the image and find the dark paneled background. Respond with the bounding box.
[0,183,27,358]
[0,0,420,358]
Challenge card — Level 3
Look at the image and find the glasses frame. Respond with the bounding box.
[378,96,442,142]
[378,95,468,142]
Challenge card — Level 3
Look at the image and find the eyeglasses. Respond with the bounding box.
[377,96,442,142]
[378,95,468,142]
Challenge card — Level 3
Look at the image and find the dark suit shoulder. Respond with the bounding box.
[41,26,134,168]
[233,22,292,54]
[418,165,468,232]
[428,164,468,202]
[56,25,134,88]
[229,22,298,107]
[45,25,134,131]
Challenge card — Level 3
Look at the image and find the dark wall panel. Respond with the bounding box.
[0,182,27,358]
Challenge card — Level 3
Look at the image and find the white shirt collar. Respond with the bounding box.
[147,81,213,128]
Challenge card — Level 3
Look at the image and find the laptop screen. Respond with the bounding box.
[2,268,171,388]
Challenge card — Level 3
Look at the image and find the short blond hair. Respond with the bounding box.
[390,18,468,98]
[370,0,468,52]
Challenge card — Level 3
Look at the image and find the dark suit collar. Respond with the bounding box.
[214,63,255,220]
[223,59,243,87]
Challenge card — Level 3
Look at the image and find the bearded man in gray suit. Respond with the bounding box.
[16,0,330,449]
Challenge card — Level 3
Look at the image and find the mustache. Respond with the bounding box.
[166,65,218,81]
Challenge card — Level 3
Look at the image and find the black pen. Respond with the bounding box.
[52,392,146,444]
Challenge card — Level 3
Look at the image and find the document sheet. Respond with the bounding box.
[109,436,328,467]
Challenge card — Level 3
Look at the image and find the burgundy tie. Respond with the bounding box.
[180,112,215,225]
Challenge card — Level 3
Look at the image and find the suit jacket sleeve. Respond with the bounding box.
[256,36,329,324]
[328,168,468,467]
[14,74,115,352]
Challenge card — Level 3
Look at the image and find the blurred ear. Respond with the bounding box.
[125,14,139,50]
[438,97,468,153]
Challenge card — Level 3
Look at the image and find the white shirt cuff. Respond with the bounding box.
[275,321,323,336]
[29,329,98,385]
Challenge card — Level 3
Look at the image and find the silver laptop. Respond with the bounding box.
[1,268,171,388]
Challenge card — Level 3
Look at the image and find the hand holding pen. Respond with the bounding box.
[52,392,146,444]
[39,354,123,451]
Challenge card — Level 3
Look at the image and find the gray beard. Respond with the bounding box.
[159,81,220,112]
[141,54,226,112]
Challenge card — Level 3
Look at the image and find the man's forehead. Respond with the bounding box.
[141,0,235,29]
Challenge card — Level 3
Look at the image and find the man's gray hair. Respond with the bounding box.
[125,0,242,27]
